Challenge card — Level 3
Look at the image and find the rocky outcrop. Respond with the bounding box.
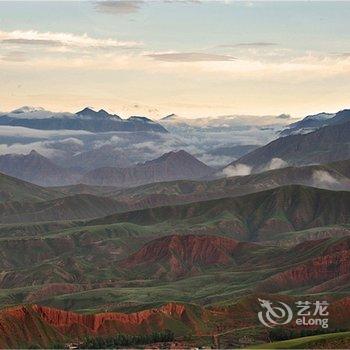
[0,302,209,348]
[120,234,252,279]
[258,238,350,292]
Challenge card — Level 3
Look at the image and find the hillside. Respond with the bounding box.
[252,331,350,349]
[0,171,61,203]
[228,120,350,173]
[89,185,350,241]
[120,235,251,279]
[0,194,129,223]
[81,150,215,187]
[0,303,209,348]
[109,159,350,211]
[257,236,350,293]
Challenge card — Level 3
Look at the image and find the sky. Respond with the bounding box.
[0,0,350,119]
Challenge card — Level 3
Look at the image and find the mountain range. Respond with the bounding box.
[0,150,79,186]
[88,185,350,242]
[228,118,350,173]
[0,106,168,133]
[280,109,350,136]
[0,149,215,187]
[0,105,350,349]
[81,150,215,187]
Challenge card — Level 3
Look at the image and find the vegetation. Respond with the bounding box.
[251,331,350,349]
[80,330,175,348]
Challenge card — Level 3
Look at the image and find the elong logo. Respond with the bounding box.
[258,298,329,329]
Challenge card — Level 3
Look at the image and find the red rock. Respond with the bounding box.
[120,234,240,277]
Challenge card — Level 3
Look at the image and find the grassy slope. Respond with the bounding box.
[0,185,349,311]
[250,331,350,349]
[89,185,350,241]
[1,236,349,313]
[0,194,130,224]
[0,172,61,203]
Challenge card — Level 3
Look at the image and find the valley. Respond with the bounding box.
[0,105,349,348]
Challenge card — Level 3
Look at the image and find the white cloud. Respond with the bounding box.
[95,1,144,15]
[59,138,84,147]
[0,30,141,49]
[93,135,122,148]
[0,126,91,139]
[147,52,236,62]
[221,163,252,177]
[0,141,62,157]
[265,157,288,171]
[312,170,339,186]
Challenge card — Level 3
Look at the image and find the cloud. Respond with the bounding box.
[147,52,236,62]
[95,1,144,14]
[0,51,27,62]
[264,157,288,171]
[0,141,62,157]
[196,153,233,167]
[276,114,291,119]
[222,42,278,48]
[0,30,141,49]
[93,135,122,148]
[59,138,84,147]
[221,163,252,177]
[0,125,91,139]
[312,170,339,186]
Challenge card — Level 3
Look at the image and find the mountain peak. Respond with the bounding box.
[128,116,154,123]
[29,149,41,156]
[161,113,177,121]
[76,107,97,116]
[11,106,45,114]
[148,150,197,164]
[76,107,121,120]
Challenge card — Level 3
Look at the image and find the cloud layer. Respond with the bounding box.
[222,164,252,177]
[95,1,144,15]
[147,52,236,62]
[0,30,141,49]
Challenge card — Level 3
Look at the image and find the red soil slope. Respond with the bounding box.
[258,238,350,292]
[120,234,241,278]
[0,303,210,348]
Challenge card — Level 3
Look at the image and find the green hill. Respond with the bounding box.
[89,185,350,242]
[250,331,350,349]
[0,172,61,203]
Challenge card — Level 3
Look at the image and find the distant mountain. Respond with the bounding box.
[0,172,61,203]
[280,109,350,136]
[0,106,168,133]
[0,150,79,186]
[69,145,132,171]
[76,107,122,120]
[107,159,350,212]
[228,119,350,173]
[81,150,215,187]
[208,144,259,158]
